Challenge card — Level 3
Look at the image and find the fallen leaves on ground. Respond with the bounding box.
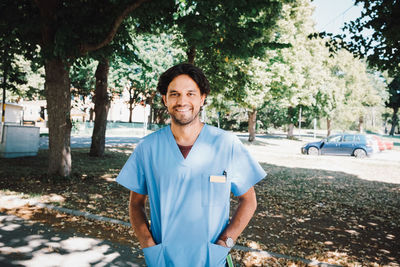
[1,148,400,266]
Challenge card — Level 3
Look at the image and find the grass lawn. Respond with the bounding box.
[1,146,399,266]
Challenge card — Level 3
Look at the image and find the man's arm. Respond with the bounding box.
[129,191,156,248]
[216,186,257,247]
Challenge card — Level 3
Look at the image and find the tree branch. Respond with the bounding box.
[80,0,149,54]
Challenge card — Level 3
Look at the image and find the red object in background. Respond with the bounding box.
[372,136,386,151]
[384,140,394,150]
[372,135,394,151]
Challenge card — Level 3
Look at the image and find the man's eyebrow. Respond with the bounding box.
[167,88,198,93]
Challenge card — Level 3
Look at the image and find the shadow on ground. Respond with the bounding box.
[0,213,144,267]
[1,147,400,266]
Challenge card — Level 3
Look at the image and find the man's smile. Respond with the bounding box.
[174,106,191,112]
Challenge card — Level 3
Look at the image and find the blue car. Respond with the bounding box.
[301,134,375,158]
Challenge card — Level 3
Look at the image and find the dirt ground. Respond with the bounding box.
[1,133,400,266]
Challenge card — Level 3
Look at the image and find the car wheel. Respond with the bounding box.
[308,147,319,156]
[353,148,366,158]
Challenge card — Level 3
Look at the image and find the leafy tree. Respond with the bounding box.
[1,55,45,102]
[344,0,400,75]
[263,0,327,138]
[109,33,185,124]
[174,0,287,65]
[185,1,291,141]
[328,50,386,133]
[387,76,400,135]
[70,59,96,121]
[0,0,175,176]
[257,0,388,137]
[0,1,37,118]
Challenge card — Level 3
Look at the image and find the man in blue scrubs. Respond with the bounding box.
[117,63,266,267]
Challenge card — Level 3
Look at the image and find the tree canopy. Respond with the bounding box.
[344,0,400,75]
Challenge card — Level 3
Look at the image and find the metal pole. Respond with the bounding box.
[298,106,302,139]
[1,47,8,143]
[1,73,6,143]
[1,81,5,123]
[313,118,317,140]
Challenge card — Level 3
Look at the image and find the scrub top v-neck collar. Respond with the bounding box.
[166,124,207,166]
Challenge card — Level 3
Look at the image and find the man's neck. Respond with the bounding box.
[171,119,204,146]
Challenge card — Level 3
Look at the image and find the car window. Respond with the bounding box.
[343,135,354,142]
[355,135,361,142]
[327,135,341,143]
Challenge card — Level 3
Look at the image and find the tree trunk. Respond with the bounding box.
[327,118,332,137]
[90,58,110,157]
[45,58,72,177]
[147,92,156,127]
[358,115,364,133]
[248,108,257,142]
[287,123,294,139]
[89,108,94,121]
[129,103,133,123]
[287,106,295,139]
[389,107,399,136]
[154,108,168,125]
[187,45,196,64]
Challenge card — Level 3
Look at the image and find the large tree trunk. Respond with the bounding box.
[358,115,364,133]
[129,102,134,123]
[327,118,332,137]
[153,108,168,125]
[45,58,72,176]
[90,58,110,157]
[89,108,94,121]
[287,107,295,139]
[187,45,196,64]
[248,108,257,142]
[287,123,294,139]
[389,107,399,136]
[147,91,156,127]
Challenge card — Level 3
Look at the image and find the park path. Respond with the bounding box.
[39,136,141,150]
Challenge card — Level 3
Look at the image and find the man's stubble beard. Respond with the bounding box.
[170,106,202,126]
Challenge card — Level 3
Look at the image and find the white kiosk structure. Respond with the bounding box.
[0,102,40,158]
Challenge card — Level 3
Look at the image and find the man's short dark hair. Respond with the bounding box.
[157,63,211,96]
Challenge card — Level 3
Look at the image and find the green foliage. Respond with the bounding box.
[175,0,283,57]
[70,58,97,97]
[343,0,400,75]
[109,33,186,106]
[387,76,400,110]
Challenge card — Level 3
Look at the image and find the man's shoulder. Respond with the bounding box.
[135,125,169,149]
[204,124,237,142]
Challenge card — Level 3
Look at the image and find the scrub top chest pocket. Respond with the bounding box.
[202,170,231,207]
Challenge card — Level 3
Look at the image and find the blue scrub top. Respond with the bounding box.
[117,124,266,267]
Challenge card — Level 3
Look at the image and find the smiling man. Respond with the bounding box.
[116,63,266,267]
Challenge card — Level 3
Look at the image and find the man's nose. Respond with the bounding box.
[176,94,188,105]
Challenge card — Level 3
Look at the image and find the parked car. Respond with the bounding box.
[372,135,386,151]
[371,135,394,151]
[301,133,375,158]
[384,140,394,150]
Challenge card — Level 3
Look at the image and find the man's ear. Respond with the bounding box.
[162,95,167,106]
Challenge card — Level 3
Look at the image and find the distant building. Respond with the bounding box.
[21,97,150,125]
[21,100,47,123]
[0,102,23,125]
